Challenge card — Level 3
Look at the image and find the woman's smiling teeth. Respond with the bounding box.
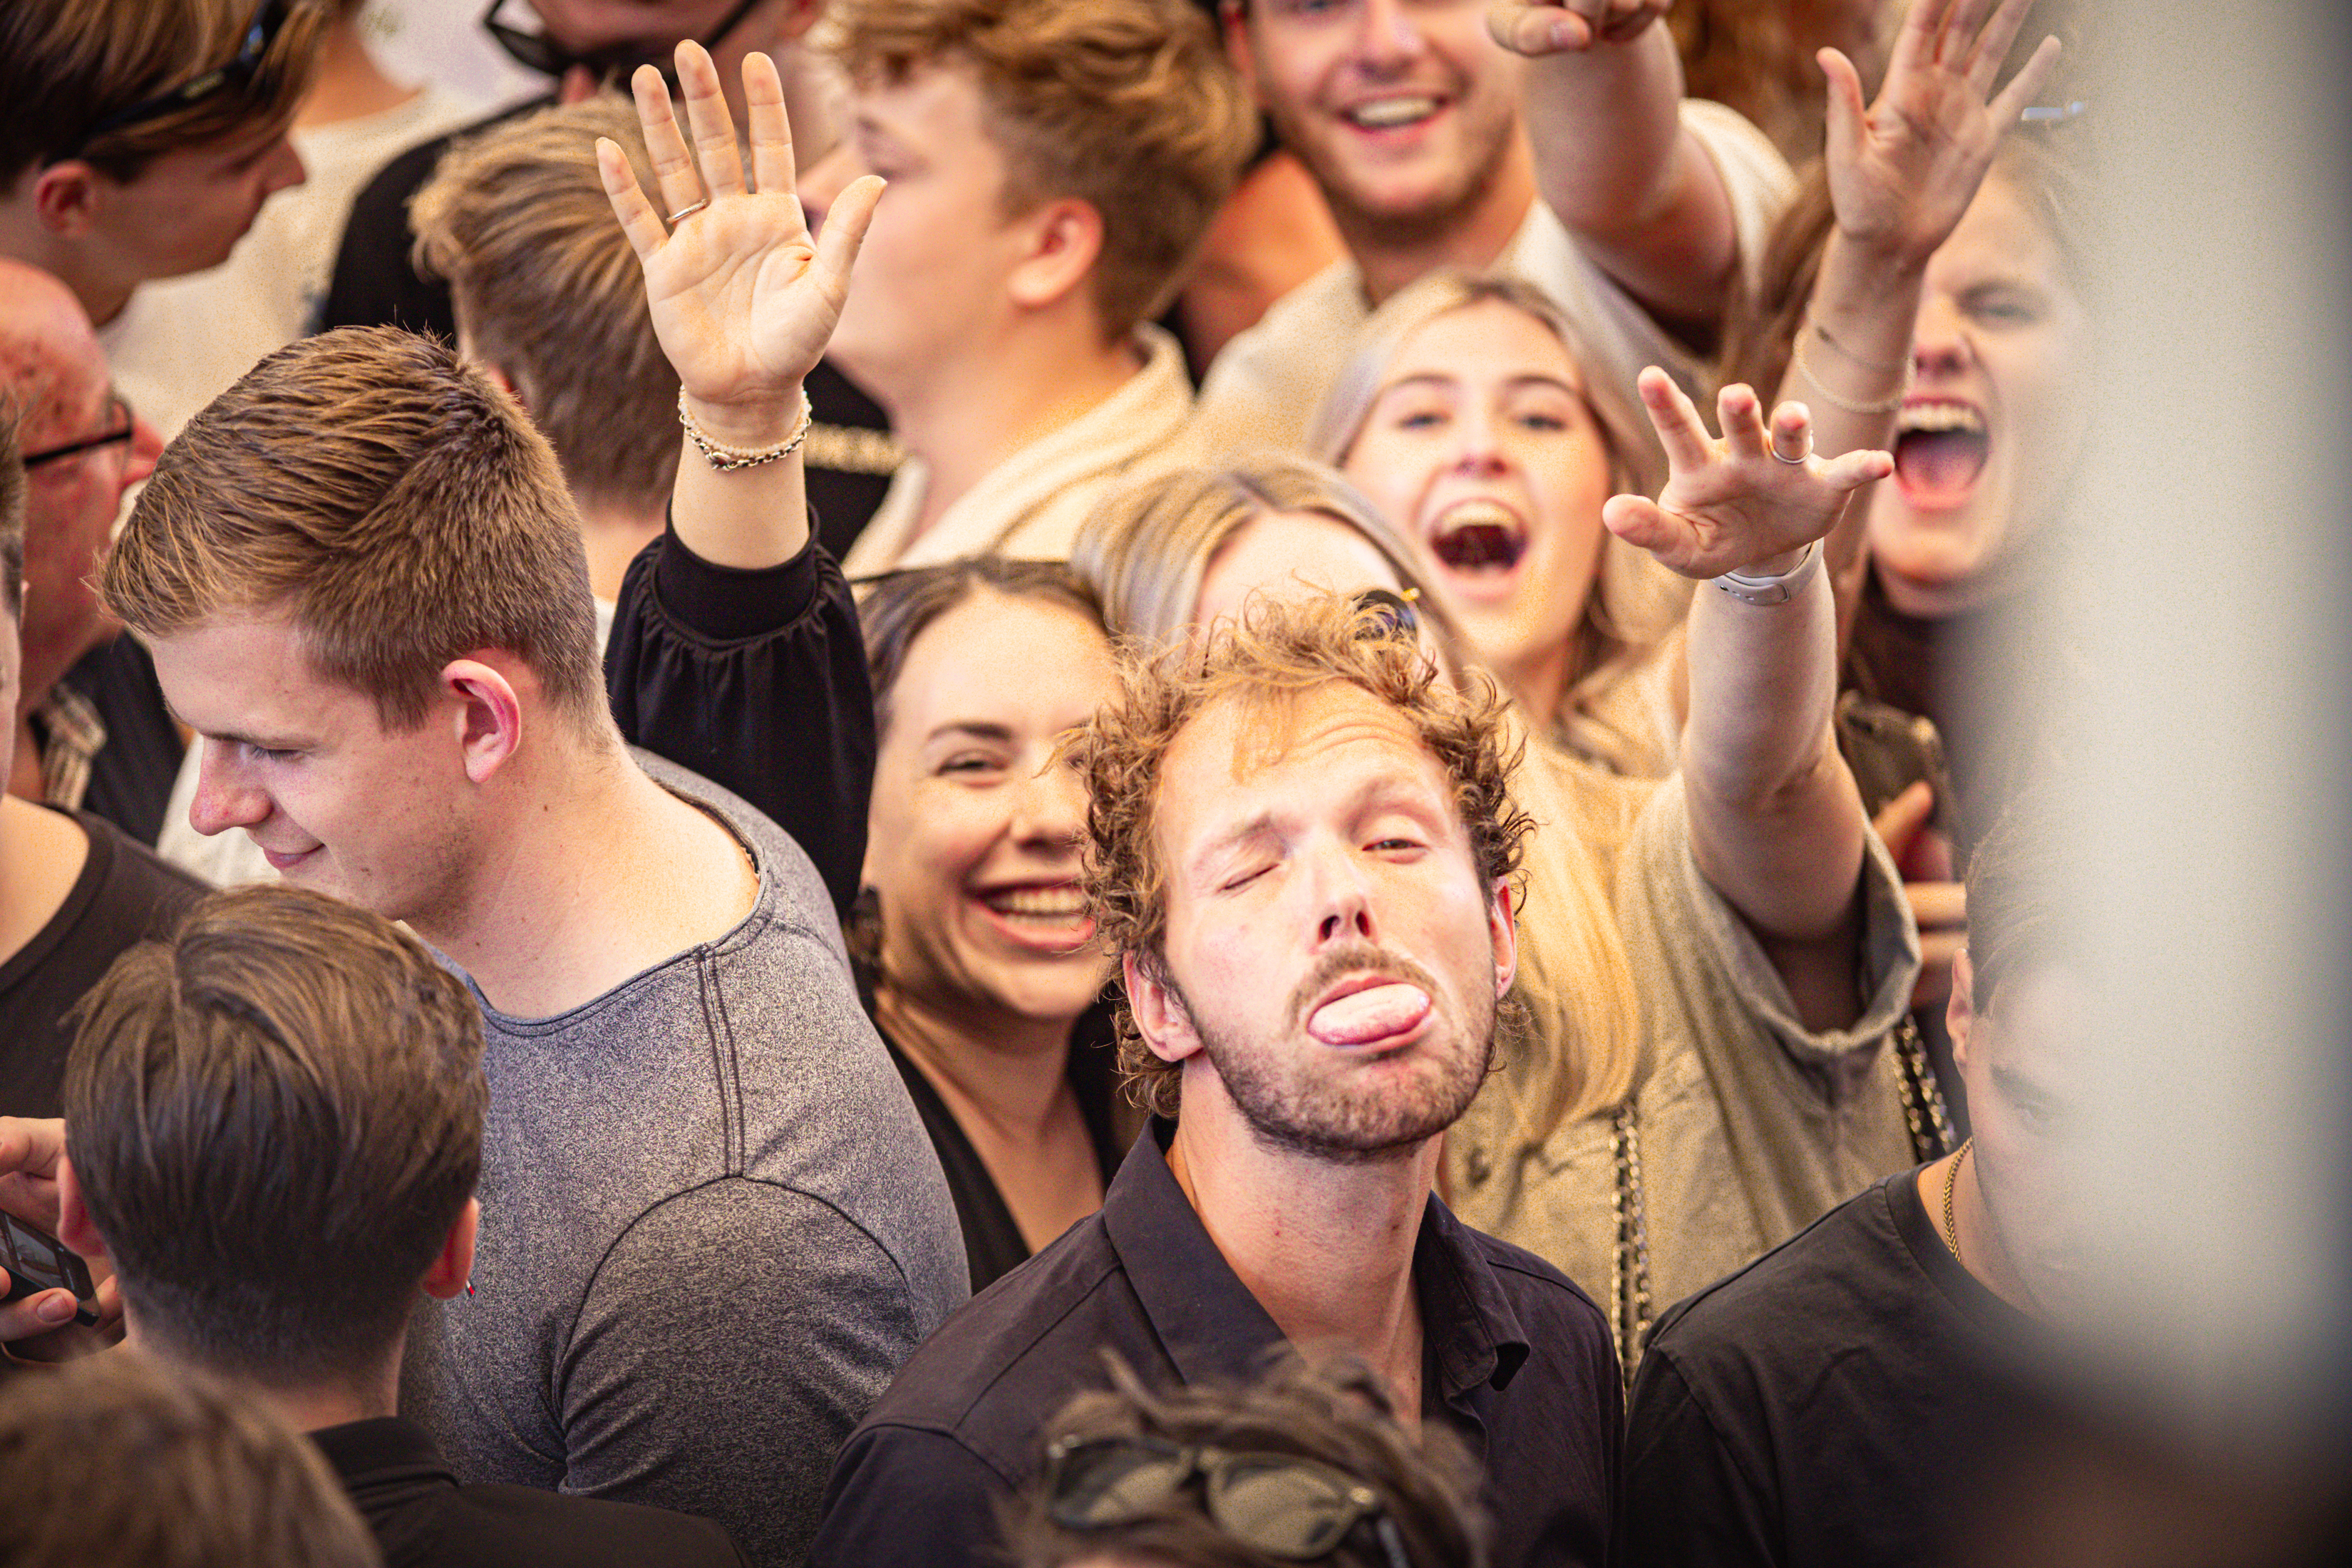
[1430,498,1529,574]
[1345,96,1440,130]
[980,884,1088,924]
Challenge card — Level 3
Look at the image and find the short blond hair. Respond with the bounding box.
[0,0,325,187]
[102,326,604,731]
[826,0,1255,339]
[412,95,680,514]
[1066,594,1532,1117]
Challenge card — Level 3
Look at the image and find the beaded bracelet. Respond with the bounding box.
[679,386,815,472]
[1790,334,1911,416]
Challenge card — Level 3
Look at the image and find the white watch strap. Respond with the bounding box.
[1712,540,1822,607]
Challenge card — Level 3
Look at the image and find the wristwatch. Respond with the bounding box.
[1712,540,1822,607]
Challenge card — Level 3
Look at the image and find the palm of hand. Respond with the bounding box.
[641,193,839,408]
[1833,67,2000,256]
[1646,453,1849,579]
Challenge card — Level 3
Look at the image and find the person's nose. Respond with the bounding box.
[1009,757,1088,858]
[187,740,272,838]
[120,412,164,490]
[1911,292,1975,380]
[1302,836,1378,949]
[261,133,305,196]
[1351,0,1430,75]
[1450,399,1509,477]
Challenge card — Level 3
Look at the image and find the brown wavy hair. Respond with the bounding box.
[1065,592,1532,1116]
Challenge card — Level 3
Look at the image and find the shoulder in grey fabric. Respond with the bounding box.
[401,751,966,1568]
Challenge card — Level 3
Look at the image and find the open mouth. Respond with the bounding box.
[1428,499,1530,576]
[1341,94,1443,133]
[1892,399,1990,509]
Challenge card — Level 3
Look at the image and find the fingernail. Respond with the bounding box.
[36,1291,74,1324]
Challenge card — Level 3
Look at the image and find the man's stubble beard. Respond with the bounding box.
[1176,945,1497,1167]
[1263,86,1522,259]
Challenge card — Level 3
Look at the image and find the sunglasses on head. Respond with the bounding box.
[480,0,764,88]
[1043,1433,1414,1568]
[50,0,301,166]
[21,396,138,472]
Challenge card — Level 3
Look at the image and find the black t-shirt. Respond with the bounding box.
[48,635,185,848]
[318,108,897,547]
[880,1011,1126,1295]
[313,1416,746,1568]
[0,810,207,1117]
[1623,1167,2034,1568]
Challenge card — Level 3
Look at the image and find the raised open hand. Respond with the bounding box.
[1601,368,1893,579]
[599,41,884,424]
[1486,1,1669,56]
[1822,0,2061,262]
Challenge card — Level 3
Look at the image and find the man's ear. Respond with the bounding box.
[421,1198,480,1301]
[1488,880,1519,999]
[29,162,100,239]
[53,1155,107,1262]
[1123,950,1204,1067]
[1005,197,1106,319]
[441,657,525,785]
[1947,947,1976,1071]
[1219,1,1264,105]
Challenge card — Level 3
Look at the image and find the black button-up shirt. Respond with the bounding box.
[808,1120,1621,1567]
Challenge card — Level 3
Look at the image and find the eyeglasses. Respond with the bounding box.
[22,397,138,472]
[480,0,764,87]
[51,0,302,165]
[1042,1434,1414,1568]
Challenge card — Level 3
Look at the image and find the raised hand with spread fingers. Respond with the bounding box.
[600,41,884,569]
[1603,367,1894,581]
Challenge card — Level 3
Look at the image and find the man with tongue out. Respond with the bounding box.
[808,592,1621,1568]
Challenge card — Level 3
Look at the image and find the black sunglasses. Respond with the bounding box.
[51,0,301,165]
[1043,1434,1413,1568]
[481,0,764,87]
[1351,587,1420,644]
[21,396,138,472]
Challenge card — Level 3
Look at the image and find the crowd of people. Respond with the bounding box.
[0,2,2121,1565]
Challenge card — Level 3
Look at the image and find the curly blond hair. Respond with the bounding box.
[1066,594,1532,1117]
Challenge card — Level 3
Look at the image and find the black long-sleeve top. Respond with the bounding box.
[604,522,874,918]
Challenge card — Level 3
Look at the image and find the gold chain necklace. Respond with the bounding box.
[1939,1138,1974,1264]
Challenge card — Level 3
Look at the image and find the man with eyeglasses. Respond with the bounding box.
[0,261,187,862]
[0,329,205,1128]
[0,1,323,334]
[319,1,904,556]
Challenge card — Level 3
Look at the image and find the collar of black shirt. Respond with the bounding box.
[1101,1118,1532,1413]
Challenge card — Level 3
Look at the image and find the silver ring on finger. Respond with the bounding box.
[1770,438,1811,465]
[666,197,711,226]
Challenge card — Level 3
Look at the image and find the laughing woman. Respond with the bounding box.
[852,560,1130,1293]
[1309,271,1689,780]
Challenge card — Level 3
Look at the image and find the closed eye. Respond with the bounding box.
[1219,865,1272,893]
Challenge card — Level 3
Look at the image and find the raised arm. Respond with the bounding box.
[601,43,884,571]
[1489,3,1738,333]
[1785,0,2060,630]
[1603,371,1892,1028]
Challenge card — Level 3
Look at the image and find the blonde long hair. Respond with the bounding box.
[1309,272,1688,780]
[1074,456,1644,1140]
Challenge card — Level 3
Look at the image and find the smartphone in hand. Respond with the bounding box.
[1,1211,100,1328]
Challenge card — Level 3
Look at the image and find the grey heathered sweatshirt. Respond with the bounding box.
[401,753,966,1567]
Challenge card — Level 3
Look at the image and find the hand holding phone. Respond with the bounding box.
[2,1212,100,1330]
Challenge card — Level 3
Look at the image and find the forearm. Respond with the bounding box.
[1527,29,1735,327]
[669,386,813,570]
[1681,556,1865,944]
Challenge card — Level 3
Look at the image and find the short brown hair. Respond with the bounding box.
[101,326,605,731]
[0,1352,380,1568]
[1964,789,2062,1016]
[63,884,488,1389]
[1000,1353,1491,1568]
[411,95,680,515]
[0,0,326,188]
[826,0,1255,338]
[1065,593,1531,1116]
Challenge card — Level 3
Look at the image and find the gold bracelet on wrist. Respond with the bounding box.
[1808,316,1910,377]
[1790,334,1912,416]
[679,387,815,473]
